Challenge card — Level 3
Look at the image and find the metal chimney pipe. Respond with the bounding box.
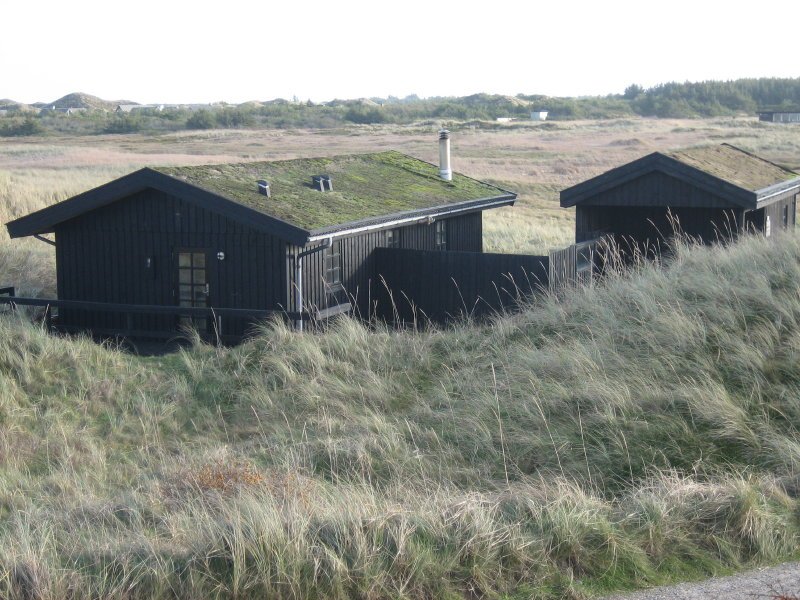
[438,129,452,181]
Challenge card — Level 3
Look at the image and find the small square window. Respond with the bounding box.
[386,228,401,249]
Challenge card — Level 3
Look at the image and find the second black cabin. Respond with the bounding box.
[560,144,800,249]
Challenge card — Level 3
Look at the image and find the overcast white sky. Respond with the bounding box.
[2,0,798,104]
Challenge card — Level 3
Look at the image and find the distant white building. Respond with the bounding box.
[40,106,87,116]
[496,117,514,123]
[531,110,548,121]
[116,104,166,113]
[116,103,216,113]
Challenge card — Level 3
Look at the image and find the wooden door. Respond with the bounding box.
[177,250,209,331]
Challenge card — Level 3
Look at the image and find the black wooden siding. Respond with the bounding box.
[55,188,288,336]
[577,171,739,209]
[287,212,483,318]
[577,205,743,246]
[574,171,797,246]
[373,247,548,323]
[758,191,798,235]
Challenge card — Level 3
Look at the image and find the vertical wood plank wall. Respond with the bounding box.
[373,248,548,323]
[574,171,798,246]
[55,189,287,336]
[286,212,483,318]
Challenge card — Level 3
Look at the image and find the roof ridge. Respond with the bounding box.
[154,150,404,173]
[719,142,799,176]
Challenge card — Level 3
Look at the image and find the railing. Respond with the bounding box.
[0,291,306,341]
[0,287,14,315]
[548,235,610,292]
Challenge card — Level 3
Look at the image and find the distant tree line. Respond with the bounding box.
[2,78,800,136]
[628,78,800,117]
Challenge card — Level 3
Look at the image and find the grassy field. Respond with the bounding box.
[1,117,800,599]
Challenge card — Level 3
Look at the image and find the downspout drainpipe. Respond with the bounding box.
[295,237,332,332]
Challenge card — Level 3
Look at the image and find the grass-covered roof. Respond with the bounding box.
[667,144,799,192]
[155,151,510,231]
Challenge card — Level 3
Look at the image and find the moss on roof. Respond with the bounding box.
[667,144,799,192]
[155,151,509,231]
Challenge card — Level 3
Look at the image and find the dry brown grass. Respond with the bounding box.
[1,116,798,293]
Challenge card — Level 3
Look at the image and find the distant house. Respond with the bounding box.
[531,110,548,121]
[6,137,518,339]
[39,106,87,116]
[116,103,215,113]
[116,104,165,113]
[181,104,215,112]
[758,110,800,123]
[560,144,800,247]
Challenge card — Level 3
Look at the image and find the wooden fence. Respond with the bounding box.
[373,248,548,323]
[548,237,607,291]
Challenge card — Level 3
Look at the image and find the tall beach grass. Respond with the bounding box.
[1,232,800,598]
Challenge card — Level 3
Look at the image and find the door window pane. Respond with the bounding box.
[177,252,208,309]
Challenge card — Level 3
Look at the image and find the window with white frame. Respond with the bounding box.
[434,219,447,250]
[386,228,401,249]
[324,240,345,305]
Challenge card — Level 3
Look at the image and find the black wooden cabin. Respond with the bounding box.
[560,144,800,250]
[6,151,515,338]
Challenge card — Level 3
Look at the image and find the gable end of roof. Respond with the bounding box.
[560,151,759,209]
[5,168,311,245]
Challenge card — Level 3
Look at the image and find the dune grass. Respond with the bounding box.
[2,232,800,598]
[2,119,800,598]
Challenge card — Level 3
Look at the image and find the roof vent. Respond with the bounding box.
[257,180,270,197]
[312,174,333,191]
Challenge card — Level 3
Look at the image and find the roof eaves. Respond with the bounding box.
[6,168,156,238]
[6,168,311,245]
[755,177,800,205]
[152,170,310,245]
[560,153,662,207]
[306,193,516,240]
[657,153,756,208]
